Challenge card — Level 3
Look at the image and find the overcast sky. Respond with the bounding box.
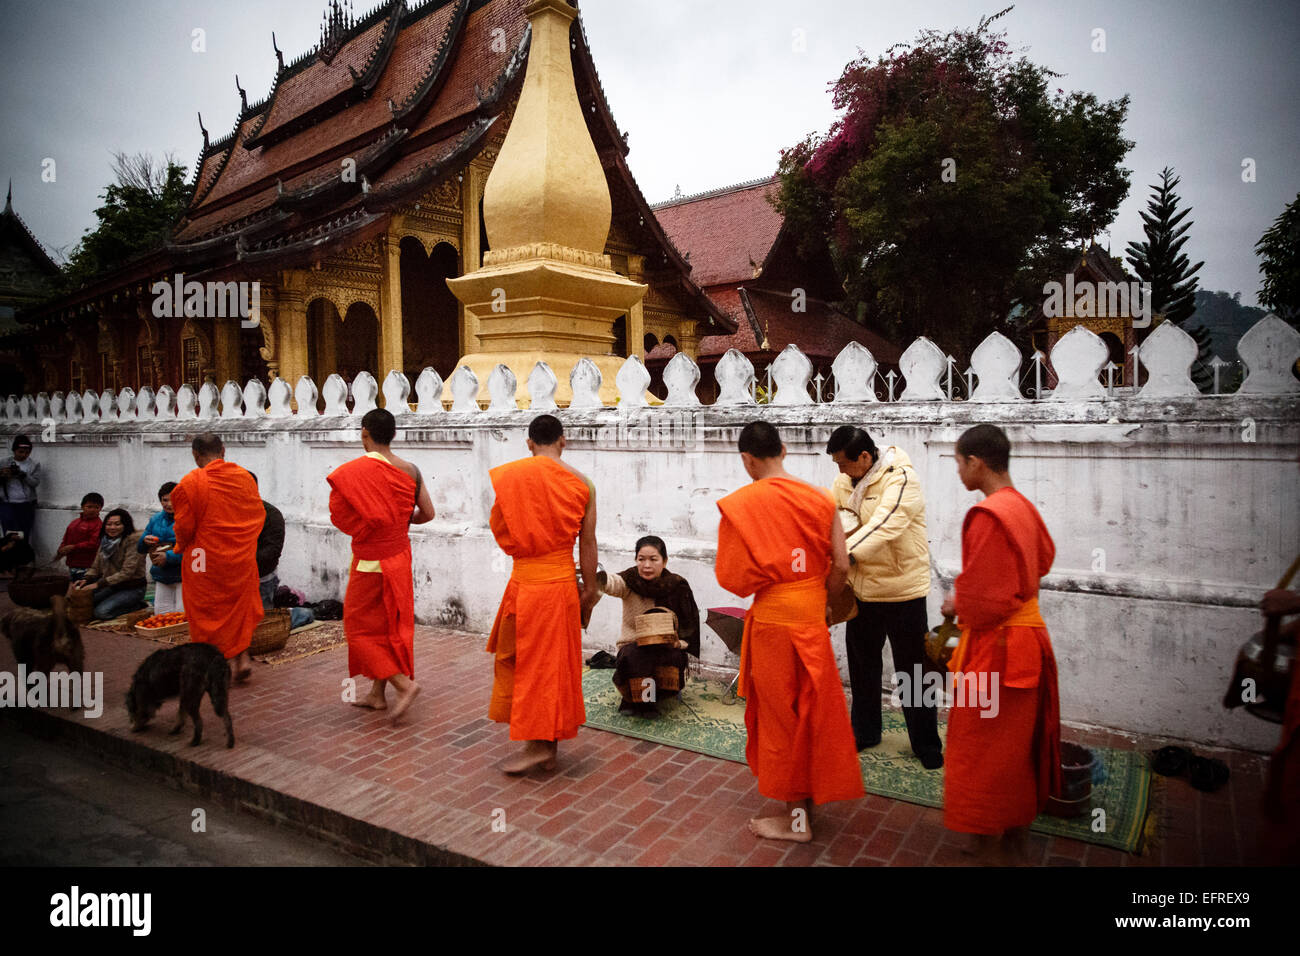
[2,0,1297,306]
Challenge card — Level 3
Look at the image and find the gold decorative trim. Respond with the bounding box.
[483,242,611,269]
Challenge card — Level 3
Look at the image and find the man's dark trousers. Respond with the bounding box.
[845,595,943,759]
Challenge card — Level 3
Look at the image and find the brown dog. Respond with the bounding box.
[1,595,85,675]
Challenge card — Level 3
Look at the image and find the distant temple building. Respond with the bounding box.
[653,177,901,401]
[1031,242,1147,388]
[0,185,62,394]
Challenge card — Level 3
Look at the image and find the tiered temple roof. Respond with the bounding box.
[0,183,61,329]
[164,0,727,329]
[25,0,730,338]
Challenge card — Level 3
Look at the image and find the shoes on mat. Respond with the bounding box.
[586,650,617,669]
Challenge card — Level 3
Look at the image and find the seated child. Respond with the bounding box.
[58,492,104,582]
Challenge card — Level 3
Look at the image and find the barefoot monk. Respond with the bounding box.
[328,408,435,724]
[716,421,863,843]
[171,433,264,683]
[487,414,599,774]
[941,424,1062,864]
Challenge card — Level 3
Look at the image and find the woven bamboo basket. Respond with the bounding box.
[248,608,292,655]
[134,619,189,642]
[66,588,95,625]
[8,570,72,609]
[634,608,678,647]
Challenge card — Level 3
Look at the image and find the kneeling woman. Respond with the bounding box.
[600,536,700,715]
[74,508,147,620]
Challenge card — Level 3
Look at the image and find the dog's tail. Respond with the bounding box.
[207,653,235,748]
[207,654,231,714]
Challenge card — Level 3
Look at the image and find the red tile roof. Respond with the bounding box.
[698,286,901,366]
[652,178,783,287]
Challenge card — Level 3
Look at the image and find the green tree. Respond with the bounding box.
[1125,166,1204,325]
[62,152,190,289]
[773,6,1133,359]
[1255,191,1300,327]
[1126,166,1208,386]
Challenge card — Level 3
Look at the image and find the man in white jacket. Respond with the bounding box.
[827,425,943,769]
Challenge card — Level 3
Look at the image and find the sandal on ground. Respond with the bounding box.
[1150,745,1191,776]
[1188,755,1230,793]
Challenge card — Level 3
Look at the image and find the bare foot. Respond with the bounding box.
[389,681,421,724]
[230,652,252,684]
[498,740,557,775]
[748,816,813,843]
[352,690,387,710]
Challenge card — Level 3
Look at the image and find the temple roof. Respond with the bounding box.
[652,177,783,288]
[0,183,62,332]
[160,0,730,331]
[1,182,61,279]
[696,287,901,365]
[652,176,900,365]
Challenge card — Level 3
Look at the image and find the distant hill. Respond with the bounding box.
[1187,290,1266,363]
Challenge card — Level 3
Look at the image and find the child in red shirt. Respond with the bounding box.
[58,492,104,581]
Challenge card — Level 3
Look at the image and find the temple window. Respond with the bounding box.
[183,336,201,390]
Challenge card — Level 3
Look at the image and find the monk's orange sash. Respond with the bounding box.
[751,578,826,625]
[950,596,1044,673]
[510,549,575,585]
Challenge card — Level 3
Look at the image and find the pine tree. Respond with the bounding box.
[1126,167,1208,386]
[1126,167,1204,324]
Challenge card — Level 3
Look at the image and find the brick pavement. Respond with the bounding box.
[0,607,1276,866]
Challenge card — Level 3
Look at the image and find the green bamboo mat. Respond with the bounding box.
[581,667,1152,853]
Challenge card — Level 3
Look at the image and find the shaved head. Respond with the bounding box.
[192,433,224,459]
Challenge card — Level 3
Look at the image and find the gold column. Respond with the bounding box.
[321,306,338,381]
[627,253,645,357]
[460,164,485,354]
[278,271,309,388]
[379,235,404,379]
[211,317,240,385]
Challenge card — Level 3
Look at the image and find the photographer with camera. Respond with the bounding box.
[0,434,41,548]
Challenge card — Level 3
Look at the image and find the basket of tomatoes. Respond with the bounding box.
[134,611,190,642]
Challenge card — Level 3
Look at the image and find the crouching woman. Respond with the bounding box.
[73,508,147,620]
[600,535,700,715]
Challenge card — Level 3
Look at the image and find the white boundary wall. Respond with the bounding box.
[11,391,1298,752]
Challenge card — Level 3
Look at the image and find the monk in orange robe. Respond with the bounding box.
[1259,588,1300,863]
[1258,451,1300,863]
[941,424,1062,864]
[487,414,598,775]
[716,421,863,843]
[328,408,435,724]
[170,433,265,682]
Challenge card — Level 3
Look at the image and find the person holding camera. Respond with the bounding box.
[0,434,40,545]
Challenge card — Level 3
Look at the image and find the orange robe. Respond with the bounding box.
[487,456,589,741]
[946,486,1063,834]
[171,459,265,659]
[1265,642,1300,860]
[715,477,864,805]
[327,453,417,681]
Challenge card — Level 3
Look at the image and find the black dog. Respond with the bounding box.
[125,643,234,748]
[1,595,85,674]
